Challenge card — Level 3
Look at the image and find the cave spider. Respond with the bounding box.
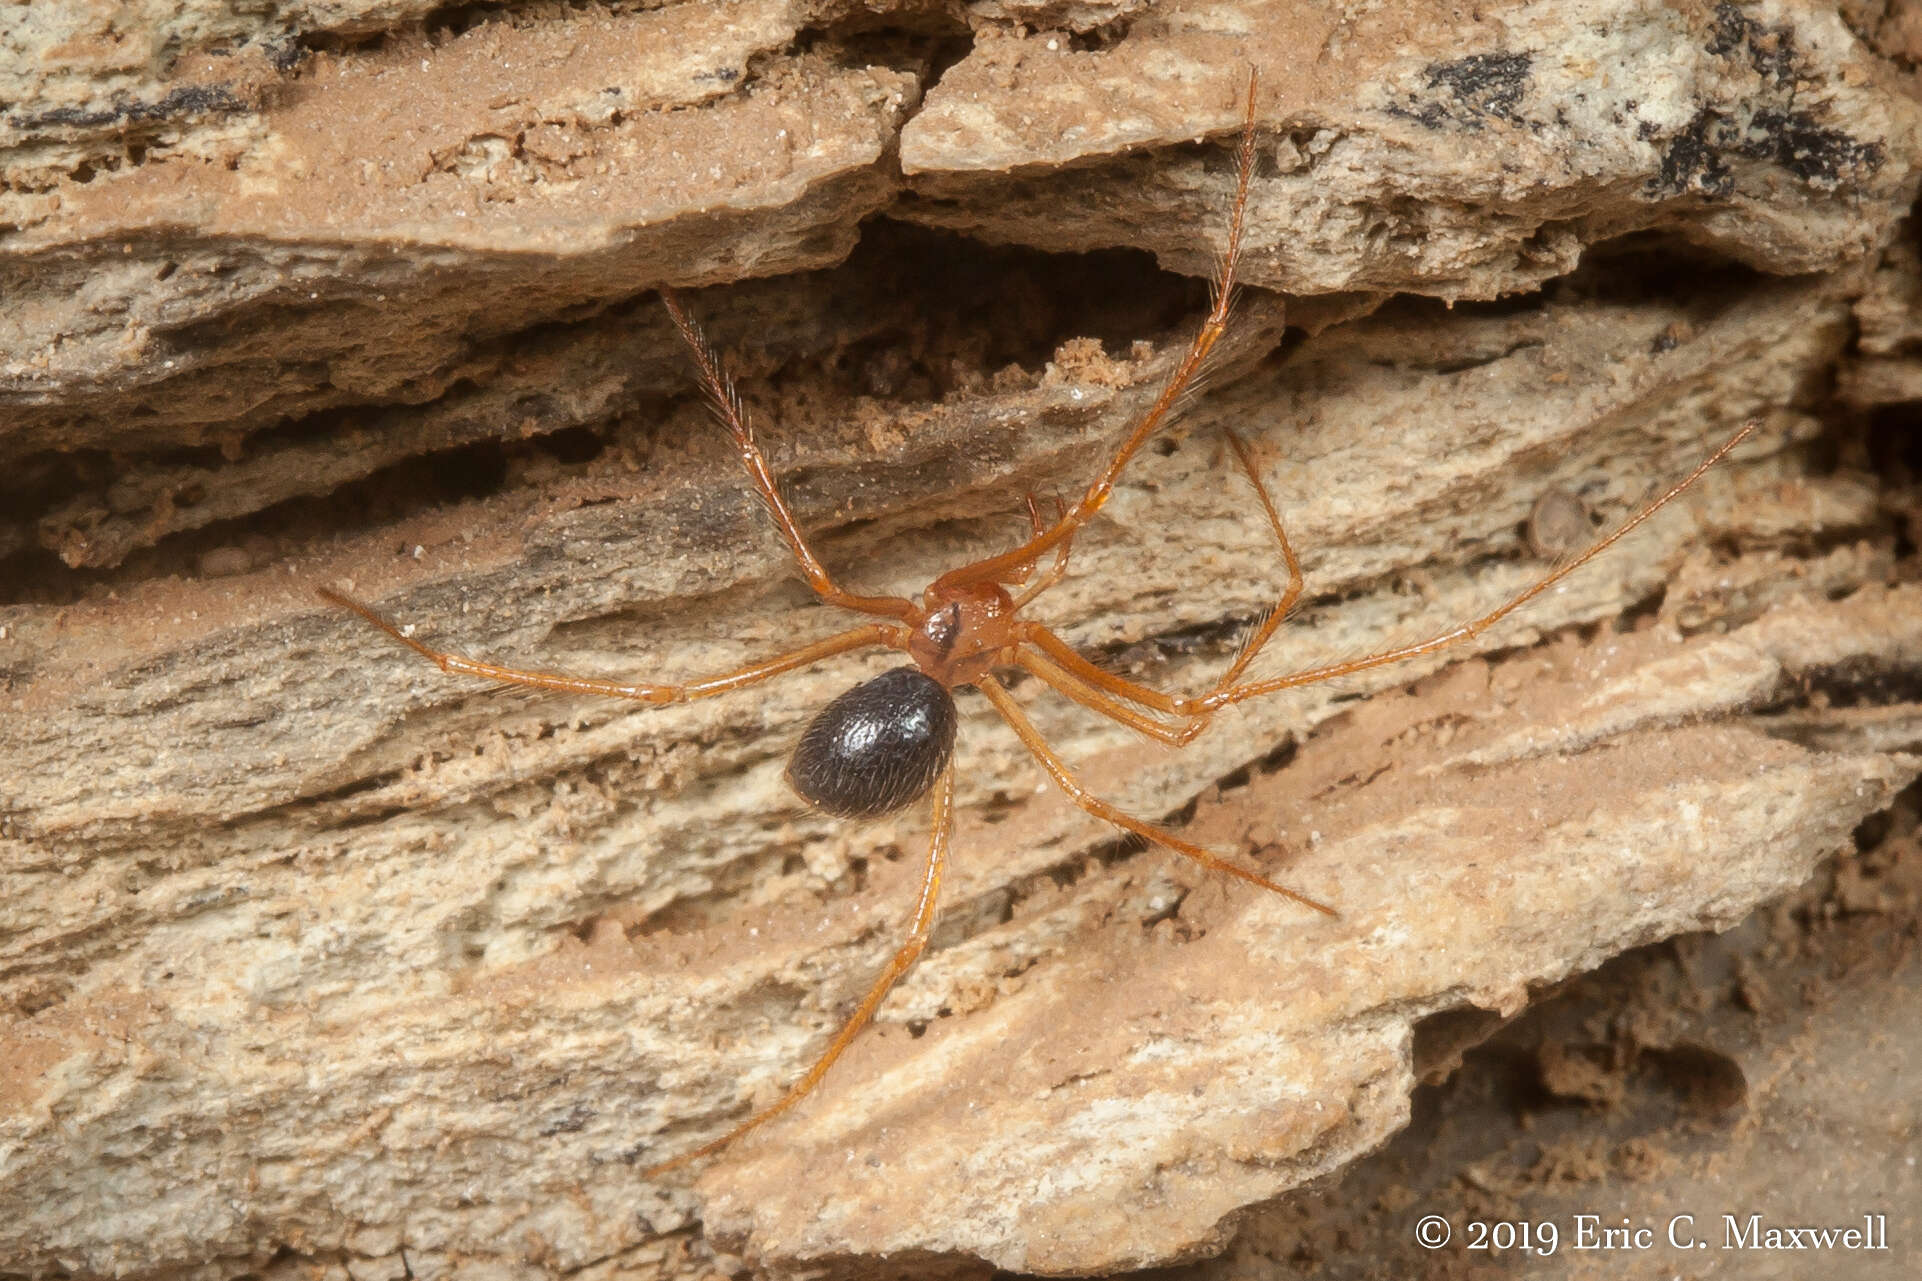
[319,72,1756,1175]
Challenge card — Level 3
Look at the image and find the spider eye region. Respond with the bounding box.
[923,603,962,652]
[786,667,959,818]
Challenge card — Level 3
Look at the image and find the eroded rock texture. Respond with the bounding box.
[3,2,1920,1279]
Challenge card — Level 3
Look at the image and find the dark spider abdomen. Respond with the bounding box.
[786,667,957,818]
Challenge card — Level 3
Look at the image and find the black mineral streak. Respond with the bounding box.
[1654,111,1737,197]
[1646,7,1885,199]
[10,84,250,132]
[1708,1,1799,85]
[1389,51,1534,131]
[1651,106,1884,197]
[1745,108,1886,188]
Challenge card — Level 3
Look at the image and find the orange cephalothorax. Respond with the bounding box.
[908,580,1017,688]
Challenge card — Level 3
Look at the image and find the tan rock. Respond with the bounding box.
[2,2,1918,1279]
[3,2,911,461]
[902,1,1922,296]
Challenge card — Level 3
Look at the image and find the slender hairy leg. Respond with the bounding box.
[975,675,1334,915]
[1022,623,1199,723]
[1001,494,1052,585]
[320,587,905,705]
[1012,495,1073,610]
[659,288,919,623]
[1014,418,1758,741]
[1208,429,1304,690]
[1015,646,1190,746]
[1192,417,1761,712]
[645,768,956,1176]
[1007,425,1305,741]
[931,69,1265,593]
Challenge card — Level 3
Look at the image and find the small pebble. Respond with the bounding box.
[198,545,252,577]
[1526,487,1593,559]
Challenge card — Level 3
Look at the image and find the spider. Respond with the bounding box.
[319,73,1756,1176]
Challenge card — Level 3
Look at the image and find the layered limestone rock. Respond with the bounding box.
[3,2,1919,1279]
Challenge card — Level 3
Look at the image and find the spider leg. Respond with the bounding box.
[976,675,1334,916]
[659,288,919,623]
[931,69,1265,593]
[1016,623,1205,735]
[1001,493,1052,586]
[1208,429,1304,691]
[644,767,955,1176]
[1015,418,1755,741]
[1011,495,1074,610]
[320,588,905,705]
[1192,417,1761,713]
[1015,646,1189,746]
[1011,426,1304,742]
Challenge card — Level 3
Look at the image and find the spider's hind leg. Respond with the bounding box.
[642,766,957,1176]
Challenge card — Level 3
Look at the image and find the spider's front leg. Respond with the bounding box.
[1008,493,1074,607]
[929,68,1267,593]
[1186,417,1762,714]
[658,288,918,624]
[319,587,904,705]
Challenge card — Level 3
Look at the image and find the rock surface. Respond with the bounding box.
[1164,770,1922,1281]
[3,2,1920,1279]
